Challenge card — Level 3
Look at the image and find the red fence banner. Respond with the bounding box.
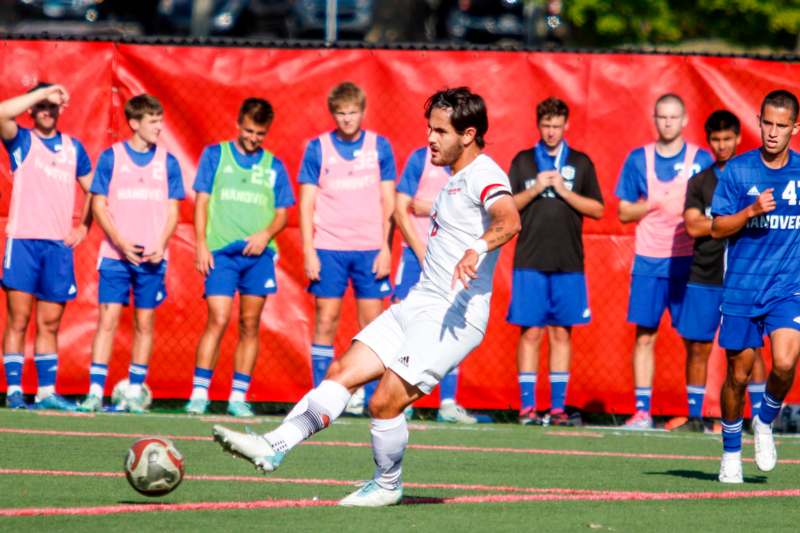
[1,40,798,416]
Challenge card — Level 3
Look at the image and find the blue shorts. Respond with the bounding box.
[205,241,277,298]
[506,269,591,327]
[675,282,723,342]
[627,274,688,329]
[391,247,422,302]
[1,238,76,302]
[309,249,392,299]
[719,297,800,351]
[98,258,167,309]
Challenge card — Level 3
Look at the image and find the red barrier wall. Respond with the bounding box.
[1,41,798,416]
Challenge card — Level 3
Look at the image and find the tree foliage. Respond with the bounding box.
[560,0,800,50]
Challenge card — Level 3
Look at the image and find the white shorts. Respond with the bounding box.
[354,289,484,394]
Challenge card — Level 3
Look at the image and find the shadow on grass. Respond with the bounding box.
[645,469,768,484]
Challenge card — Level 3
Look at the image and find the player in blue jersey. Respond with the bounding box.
[615,94,714,429]
[711,89,800,483]
[0,83,93,410]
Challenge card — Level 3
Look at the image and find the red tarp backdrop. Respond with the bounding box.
[1,41,798,416]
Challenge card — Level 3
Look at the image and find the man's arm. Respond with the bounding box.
[393,192,426,264]
[512,170,556,210]
[451,195,521,289]
[92,194,144,265]
[711,188,775,239]
[372,180,396,278]
[146,199,180,264]
[684,208,711,238]
[551,173,604,219]
[618,199,648,223]
[194,192,214,274]
[64,174,93,248]
[243,208,288,257]
[0,85,69,141]
[299,183,320,281]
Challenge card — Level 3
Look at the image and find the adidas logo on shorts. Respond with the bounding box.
[380,282,390,292]
[68,285,77,295]
[398,355,410,367]
[264,279,276,289]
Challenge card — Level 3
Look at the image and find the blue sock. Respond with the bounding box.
[89,363,108,396]
[550,371,569,412]
[759,391,783,424]
[747,382,765,413]
[721,418,743,453]
[363,379,378,408]
[311,344,334,387]
[519,372,536,411]
[440,370,458,403]
[3,353,24,394]
[128,363,147,386]
[635,387,652,413]
[34,353,57,388]
[230,372,251,402]
[191,366,213,398]
[687,385,705,418]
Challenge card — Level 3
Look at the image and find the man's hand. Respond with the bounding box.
[243,230,270,256]
[550,172,568,196]
[118,240,144,265]
[532,170,557,195]
[43,85,69,107]
[372,246,391,279]
[195,241,214,275]
[64,224,88,248]
[304,248,321,281]
[746,188,776,217]
[145,246,165,264]
[451,249,480,290]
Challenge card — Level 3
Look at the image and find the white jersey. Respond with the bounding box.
[413,153,512,332]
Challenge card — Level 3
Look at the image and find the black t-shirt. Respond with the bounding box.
[684,165,725,285]
[509,147,603,272]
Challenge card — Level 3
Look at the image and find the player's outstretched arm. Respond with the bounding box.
[711,188,775,239]
[0,85,69,141]
[451,195,521,289]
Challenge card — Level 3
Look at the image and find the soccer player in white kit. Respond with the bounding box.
[212,87,521,507]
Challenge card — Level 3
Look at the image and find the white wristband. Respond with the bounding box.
[467,239,488,256]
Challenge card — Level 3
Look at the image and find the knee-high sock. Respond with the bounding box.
[265,380,350,453]
[371,413,408,490]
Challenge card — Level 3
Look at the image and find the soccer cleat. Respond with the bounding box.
[185,398,210,415]
[549,409,581,427]
[212,425,284,473]
[437,402,478,424]
[78,394,103,412]
[344,386,366,416]
[227,401,254,418]
[519,407,545,426]
[338,480,403,507]
[718,454,744,484]
[752,414,777,472]
[5,391,28,409]
[125,392,148,414]
[34,393,77,411]
[623,410,653,430]
[670,416,705,433]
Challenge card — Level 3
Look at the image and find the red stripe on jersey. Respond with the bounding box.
[480,183,505,204]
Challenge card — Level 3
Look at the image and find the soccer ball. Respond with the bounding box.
[112,379,152,409]
[124,437,185,496]
[775,404,800,433]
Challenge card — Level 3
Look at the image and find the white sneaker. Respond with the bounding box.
[718,453,743,484]
[437,402,478,424]
[752,415,777,472]
[338,480,402,507]
[212,425,284,473]
[344,387,366,416]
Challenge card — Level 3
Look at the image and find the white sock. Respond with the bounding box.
[723,451,742,461]
[37,385,55,400]
[371,414,408,490]
[286,393,309,420]
[229,389,246,403]
[89,383,104,397]
[265,380,351,453]
[190,387,209,401]
[7,385,22,395]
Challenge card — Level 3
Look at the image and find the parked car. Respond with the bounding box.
[287,0,374,40]
[153,0,290,37]
[440,0,533,45]
[15,0,108,22]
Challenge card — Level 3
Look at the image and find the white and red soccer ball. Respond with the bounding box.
[125,437,185,496]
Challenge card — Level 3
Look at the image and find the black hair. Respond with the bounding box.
[761,90,799,122]
[704,110,740,138]
[424,87,488,148]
